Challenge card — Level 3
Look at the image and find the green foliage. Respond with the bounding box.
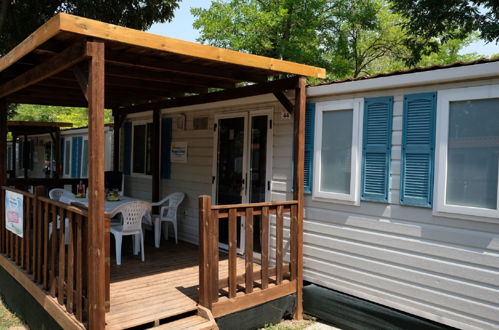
[0,0,180,55]
[390,0,499,64]
[10,104,113,128]
[192,0,483,80]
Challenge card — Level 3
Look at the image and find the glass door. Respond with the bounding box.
[215,115,247,250]
[213,110,272,255]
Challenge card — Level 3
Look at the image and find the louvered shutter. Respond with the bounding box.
[123,122,132,175]
[161,118,172,179]
[304,103,315,194]
[361,97,393,202]
[71,136,83,178]
[400,92,436,207]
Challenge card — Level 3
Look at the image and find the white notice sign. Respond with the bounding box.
[171,142,188,163]
[5,190,23,237]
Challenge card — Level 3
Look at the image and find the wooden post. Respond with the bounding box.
[11,134,17,178]
[199,195,212,308]
[152,109,161,203]
[111,109,121,173]
[0,99,7,187]
[293,77,306,320]
[23,134,28,179]
[86,40,106,330]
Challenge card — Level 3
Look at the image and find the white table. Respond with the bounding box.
[70,196,153,225]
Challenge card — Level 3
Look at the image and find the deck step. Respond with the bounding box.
[151,315,216,330]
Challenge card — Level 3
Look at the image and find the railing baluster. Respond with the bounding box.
[261,206,269,289]
[290,204,298,281]
[210,210,219,302]
[76,214,83,321]
[67,212,74,313]
[245,208,254,294]
[43,199,49,289]
[58,207,66,305]
[276,205,284,285]
[198,195,211,308]
[228,208,237,298]
[49,204,58,297]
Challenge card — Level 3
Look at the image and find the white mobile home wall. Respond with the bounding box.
[303,62,499,330]
[122,61,499,330]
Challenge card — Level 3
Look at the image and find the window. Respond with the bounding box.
[313,99,362,204]
[132,122,153,175]
[435,85,499,218]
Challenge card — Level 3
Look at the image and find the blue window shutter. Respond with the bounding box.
[71,136,83,178]
[161,118,172,179]
[361,97,393,202]
[123,122,132,175]
[304,103,315,194]
[400,92,437,207]
[60,137,65,174]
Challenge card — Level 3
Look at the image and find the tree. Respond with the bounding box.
[192,0,328,69]
[0,0,180,55]
[10,104,113,127]
[390,0,499,64]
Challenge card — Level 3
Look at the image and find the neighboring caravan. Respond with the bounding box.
[7,125,114,180]
[122,59,499,329]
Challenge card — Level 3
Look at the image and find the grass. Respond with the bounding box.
[261,316,316,330]
[0,298,25,330]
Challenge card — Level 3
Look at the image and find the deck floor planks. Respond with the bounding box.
[106,240,257,329]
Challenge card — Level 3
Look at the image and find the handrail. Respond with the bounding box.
[0,186,91,325]
[199,195,300,317]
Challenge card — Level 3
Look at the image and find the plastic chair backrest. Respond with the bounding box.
[117,201,151,233]
[49,188,76,203]
[164,192,185,219]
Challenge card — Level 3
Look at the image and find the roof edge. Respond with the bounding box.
[0,14,62,72]
[308,60,499,98]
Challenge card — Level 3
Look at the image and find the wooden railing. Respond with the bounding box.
[199,195,300,318]
[0,186,90,325]
[7,178,89,194]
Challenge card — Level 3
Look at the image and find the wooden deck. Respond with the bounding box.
[106,238,250,329]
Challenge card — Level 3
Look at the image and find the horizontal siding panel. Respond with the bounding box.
[304,256,499,322]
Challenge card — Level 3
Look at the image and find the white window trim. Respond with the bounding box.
[312,98,363,205]
[434,84,499,218]
[131,120,153,177]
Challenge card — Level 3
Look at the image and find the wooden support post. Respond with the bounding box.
[11,134,16,178]
[86,40,106,330]
[293,77,306,320]
[23,135,28,179]
[152,109,161,203]
[199,195,212,309]
[0,99,7,187]
[111,109,122,173]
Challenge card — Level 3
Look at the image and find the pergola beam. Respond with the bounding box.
[273,91,294,113]
[120,76,300,115]
[0,42,89,99]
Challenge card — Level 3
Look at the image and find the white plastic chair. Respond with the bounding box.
[48,188,76,244]
[151,192,185,247]
[110,201,151,265]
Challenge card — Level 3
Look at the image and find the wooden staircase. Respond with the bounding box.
[149,307,218,330]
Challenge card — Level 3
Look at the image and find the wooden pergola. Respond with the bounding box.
[0,13,325,329]
[7,121,72,179]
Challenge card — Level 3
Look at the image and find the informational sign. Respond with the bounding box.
[171,142,188,163]
[5,190,23,237]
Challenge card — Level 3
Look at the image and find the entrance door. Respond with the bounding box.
[213,110,272,254]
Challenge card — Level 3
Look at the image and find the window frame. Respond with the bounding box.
[80,137,89,178]
[131,120,153,177]
[434,84,499,218]
[312,98,363,205]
